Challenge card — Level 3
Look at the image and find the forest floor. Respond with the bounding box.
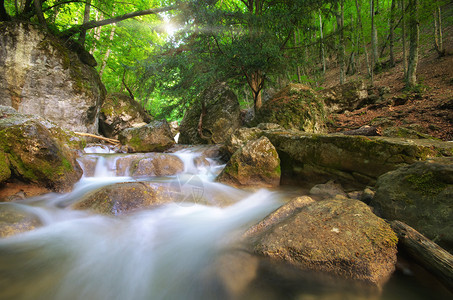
[322,9,453,141]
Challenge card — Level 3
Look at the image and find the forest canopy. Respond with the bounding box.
[0,0,449,120]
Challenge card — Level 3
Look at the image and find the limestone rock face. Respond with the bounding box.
[250,199,398,287]
[0,22,105,134]
[371,158,453,252]
[99,93,152,138]
[72,182,172,215]
[118,120,175,153]
[0,112,83,192]
[179,83,241,144]
[217,136,281,188]
[253,84,326,133]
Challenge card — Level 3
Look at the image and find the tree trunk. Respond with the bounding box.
[433,3,444,56]
[319,13,326,74]
[246,70,264,113]
[406,0,419,88]
[355,0,371,77]
[370,0,376,83]
[0,0,11,21]
[389,0,396,66]
[33,0,47,26]
[336,0,346,84]
[99,25,117,78]
[294,30,302,82]
[78,0,92,46]
[401,0,407,78]
[391,221,453,292]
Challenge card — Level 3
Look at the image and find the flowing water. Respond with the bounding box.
[0,146,451,300]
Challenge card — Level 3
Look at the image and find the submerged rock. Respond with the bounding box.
[99,93,152,139]
[217,136,281,188]
[0,114,82,192]
[250,199,398,287]
[0,203,42,238]
[0,22,105,134]
[73,182,172,215]
[118,120,175,153]
[253,84,327,133]
[371,157,453,252]
[179,83,241,144]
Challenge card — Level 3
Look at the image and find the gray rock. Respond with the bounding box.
[0,22,105,134]
[371,157,453,252]
[179,83,241,144]
[118,120,175,153]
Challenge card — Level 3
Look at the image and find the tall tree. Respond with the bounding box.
[335,0,346,84]
[406,0,419,88]
[433,1,444,56]
[389,0,396,66]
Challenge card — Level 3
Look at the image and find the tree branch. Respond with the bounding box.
[60,5,178,38]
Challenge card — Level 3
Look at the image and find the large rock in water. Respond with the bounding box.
[263,129,453,188]
[371,158,453,252]
[179,83,241,144]
[0,203,42,238]
[0,111,83,192]
[249,198,398,287]
[0,22,105,134]
[253,84,327,133]
[99,93,152,138]
[118,120,175,153]
[216,136,281,188]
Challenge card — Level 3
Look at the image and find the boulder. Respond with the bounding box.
[179,83,241,144]
[0,22,105,134]
[250,199,398,287]
[131,154,184,177]
[253,84,327,133]
[0,203,42,238]
[217,136,281,188]
[0,114,83,192]
[72,182,171,215]
[118,120,175,153]
[263,129,453,188]
[309,180,348,199]
[371,158,453,252]
[320,80,368,113]
[0,151,11,183]
[99,93,152,138]
[223,127,263,156]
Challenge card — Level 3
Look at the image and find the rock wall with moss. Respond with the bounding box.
[0,21,106,134]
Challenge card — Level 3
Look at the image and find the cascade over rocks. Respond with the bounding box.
[249,198,398,287]
[0,22,105,134]
[99,93,152,139]
[118,120,175,153]
[252,84,327,133]
[0,110,83,192]
[179,83,241,144]
[216,136,281,188]
[371,157,453,252]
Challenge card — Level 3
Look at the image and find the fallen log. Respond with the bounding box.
[74,132,120,145]
[391,220,453,292]
[338,125,380,136]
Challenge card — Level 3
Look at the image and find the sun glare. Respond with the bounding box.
[165,23,177,36]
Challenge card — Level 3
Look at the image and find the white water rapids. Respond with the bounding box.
[0,146,449,300]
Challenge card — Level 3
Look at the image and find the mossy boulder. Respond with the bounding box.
[371,157,453,252]
[223,127,264,156]
[179,83,242,144]
[0,22,105,134]
[99,93,152,138]
[118,120,175,153]
[250,199,398,287]
[263,130,453,188]
[0,151,11,183]
[217,136,281,188]
[72,182,172,215]
[0,203,42,238]
[253,84,327,133]
[320,80,368,113]
[0,114,82,192]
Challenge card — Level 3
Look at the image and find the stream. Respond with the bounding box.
[0,146,451,300]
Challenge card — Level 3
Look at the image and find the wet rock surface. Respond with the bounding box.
[118,120,175,153]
